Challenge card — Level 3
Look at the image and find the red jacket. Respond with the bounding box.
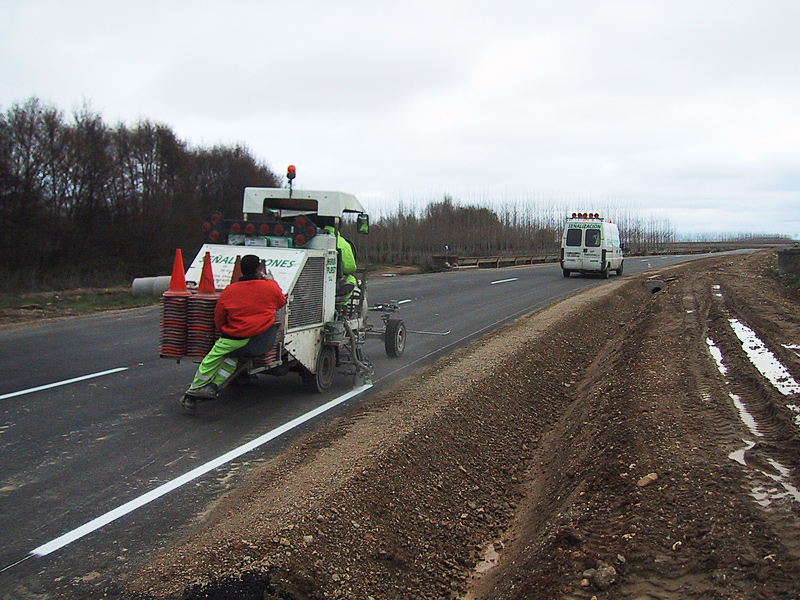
[214,278,287,339]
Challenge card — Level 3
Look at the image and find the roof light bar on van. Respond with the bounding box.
[570,212,602,220]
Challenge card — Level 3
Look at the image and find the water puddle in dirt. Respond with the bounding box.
[729,393,763,437]
[757,461,800,506]
[474,543,501,574]
[706,337,762,437]
[457,542,503,600]
[730,441,800,506]
[706,333,800,508]
[783,343,800,360]
[788,404,800,427]
[728,319,800,396]
[706,338,726,375]
[729,440,756,466]
[740,454,800,508]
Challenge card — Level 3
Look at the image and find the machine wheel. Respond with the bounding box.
[303,345,335,393]
[601,264,610,279]
[562,269,571,278]
[384,318,406,358]
[616,260,624,276]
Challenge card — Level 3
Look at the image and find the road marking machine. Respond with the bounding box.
[158,170,405,409]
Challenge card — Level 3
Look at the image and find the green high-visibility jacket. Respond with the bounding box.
[324,226,357,284]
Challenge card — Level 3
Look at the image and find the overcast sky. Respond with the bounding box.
[2,1,799,238]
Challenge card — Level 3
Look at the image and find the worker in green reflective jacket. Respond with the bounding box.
[323,225,358,300]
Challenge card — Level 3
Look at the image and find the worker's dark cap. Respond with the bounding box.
[240,255,262,276]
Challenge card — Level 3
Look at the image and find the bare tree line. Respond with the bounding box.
[3,98,790,290]
[1,98,279,291]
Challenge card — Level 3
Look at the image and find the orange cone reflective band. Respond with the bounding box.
[168,249,188,292]
[198,251,216,294]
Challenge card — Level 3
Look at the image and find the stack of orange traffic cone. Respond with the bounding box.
[187,252,221,358]
[159,249,191,358]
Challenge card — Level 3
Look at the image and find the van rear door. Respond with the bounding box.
[582,226,603,271]
[563,227,583,270]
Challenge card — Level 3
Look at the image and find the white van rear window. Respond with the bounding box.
[566,228,582,246]
[585,229,601,247]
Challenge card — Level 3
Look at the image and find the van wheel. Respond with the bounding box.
[616,261,624,276]
[601,265,610,279]
[562,269,571,278]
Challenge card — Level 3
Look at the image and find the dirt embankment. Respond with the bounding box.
[124,251,800,600]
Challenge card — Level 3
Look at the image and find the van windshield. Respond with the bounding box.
[585,229,601,247]
[566,228,582,247]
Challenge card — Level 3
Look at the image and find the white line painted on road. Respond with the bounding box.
[29,384,373,558]
[398,299,412,304]
[0,368,129,401]
[491,277,518,285]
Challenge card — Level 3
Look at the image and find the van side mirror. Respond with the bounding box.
[357,213,370,235]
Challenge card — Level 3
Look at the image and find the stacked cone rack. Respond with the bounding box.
[186,252,221,358]
[158,249,191,358]
[160,251,248,360]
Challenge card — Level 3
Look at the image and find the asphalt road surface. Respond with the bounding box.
[0,255,716,598]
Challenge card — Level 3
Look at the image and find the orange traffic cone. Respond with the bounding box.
[230,255,243,284]
[166,249,188,294]
[198,251,217,294]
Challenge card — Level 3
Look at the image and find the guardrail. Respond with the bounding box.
[434,255,559,269]
[438,242,789,270]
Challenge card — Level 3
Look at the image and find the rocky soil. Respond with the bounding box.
[122,250,800,600]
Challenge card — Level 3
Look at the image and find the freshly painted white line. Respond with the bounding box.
[0,368,129,401]
[491,277,518,285]
[0,554,32,573]
[30,384,373,557]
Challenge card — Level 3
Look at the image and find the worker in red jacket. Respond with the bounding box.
[185,254,286,402]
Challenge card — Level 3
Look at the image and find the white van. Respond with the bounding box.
[560,213,624,278]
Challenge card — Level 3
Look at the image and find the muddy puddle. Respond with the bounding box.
[706,284,800,508]
[728,318,800,396]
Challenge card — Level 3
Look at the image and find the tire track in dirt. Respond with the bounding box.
[703,266,800,563]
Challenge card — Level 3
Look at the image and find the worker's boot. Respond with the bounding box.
[180,395,197,410]
[185,383,218,400]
